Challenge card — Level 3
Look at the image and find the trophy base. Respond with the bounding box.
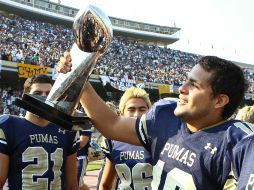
[14,94,90,131]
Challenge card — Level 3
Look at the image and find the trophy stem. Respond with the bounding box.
[46,43,100,116]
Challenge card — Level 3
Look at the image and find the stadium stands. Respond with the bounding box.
[0,11,254,115]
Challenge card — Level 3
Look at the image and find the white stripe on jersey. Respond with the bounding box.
[234,122,254,134]
[138,123,147,145]
[0,128,6,140]
[101,147,110,154]
[139,115,148,144]
[0,139,7,144]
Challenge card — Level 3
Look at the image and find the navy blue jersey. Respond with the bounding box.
[77,129,92,186]
[232,133,254,190]
[77,156,88,186]
[135,99,253,190]
[96,159,120,190]
[0,115,79,190]
[77,129,92,158]
[102,137,153,189]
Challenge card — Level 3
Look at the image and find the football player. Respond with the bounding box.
[96,101,118,190]
[235,105,254,124]
[98,88,152,189]
[78,131,103,190]
[0,74,80,190]
[73,110,92,190]
[77,126,92,190]
[59,54,253,189]
[231,133,254,190]
[229,105,254,190]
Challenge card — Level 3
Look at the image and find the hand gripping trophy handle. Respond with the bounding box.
[15,5,113,130]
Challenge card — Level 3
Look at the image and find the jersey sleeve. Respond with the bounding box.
[100,137,113,160]
[67,130,80,155]
[135,99,177,152]
[217,121,254,187]
[232,134,252,179]
[135,114,152,152]
[0,115,11,155]
[0,128,8,155]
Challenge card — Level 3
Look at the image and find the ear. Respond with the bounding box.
[214,94,229,109]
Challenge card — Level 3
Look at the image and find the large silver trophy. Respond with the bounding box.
[15,5,113,130]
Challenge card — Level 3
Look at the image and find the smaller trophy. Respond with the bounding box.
[15,5,113,130]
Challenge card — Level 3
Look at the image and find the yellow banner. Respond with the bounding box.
[158,84,170,94]
[17,63,48,78]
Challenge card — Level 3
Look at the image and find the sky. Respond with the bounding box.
[51,0,254,65]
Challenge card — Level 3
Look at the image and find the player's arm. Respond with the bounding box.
[80,83,141,145]
[57,52,141,145]
[79,184,90,190]
[80,135,90,149]
[64,152,79,190]
[98,158,117,190]
[0,153,9,190]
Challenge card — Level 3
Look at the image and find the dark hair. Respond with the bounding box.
[23,74,53,94]
[198,56,248,119]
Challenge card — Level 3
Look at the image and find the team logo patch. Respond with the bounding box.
[58,128,66,134]
[204,143,217,154]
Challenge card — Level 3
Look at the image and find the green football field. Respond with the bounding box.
[87,160,104,171]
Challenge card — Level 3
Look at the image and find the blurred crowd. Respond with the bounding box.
[94,37,199,86]
[1,12,254,115]
[0,13,72,67]
[0,87,25,115]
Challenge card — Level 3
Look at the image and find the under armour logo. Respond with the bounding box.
[58,128,66,134]
[204,143,217,154]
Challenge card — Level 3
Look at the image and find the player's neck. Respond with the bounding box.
[25,112,49,127]
[186,117,224,133]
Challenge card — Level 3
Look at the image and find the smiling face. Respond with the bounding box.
[174,64,216,123]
